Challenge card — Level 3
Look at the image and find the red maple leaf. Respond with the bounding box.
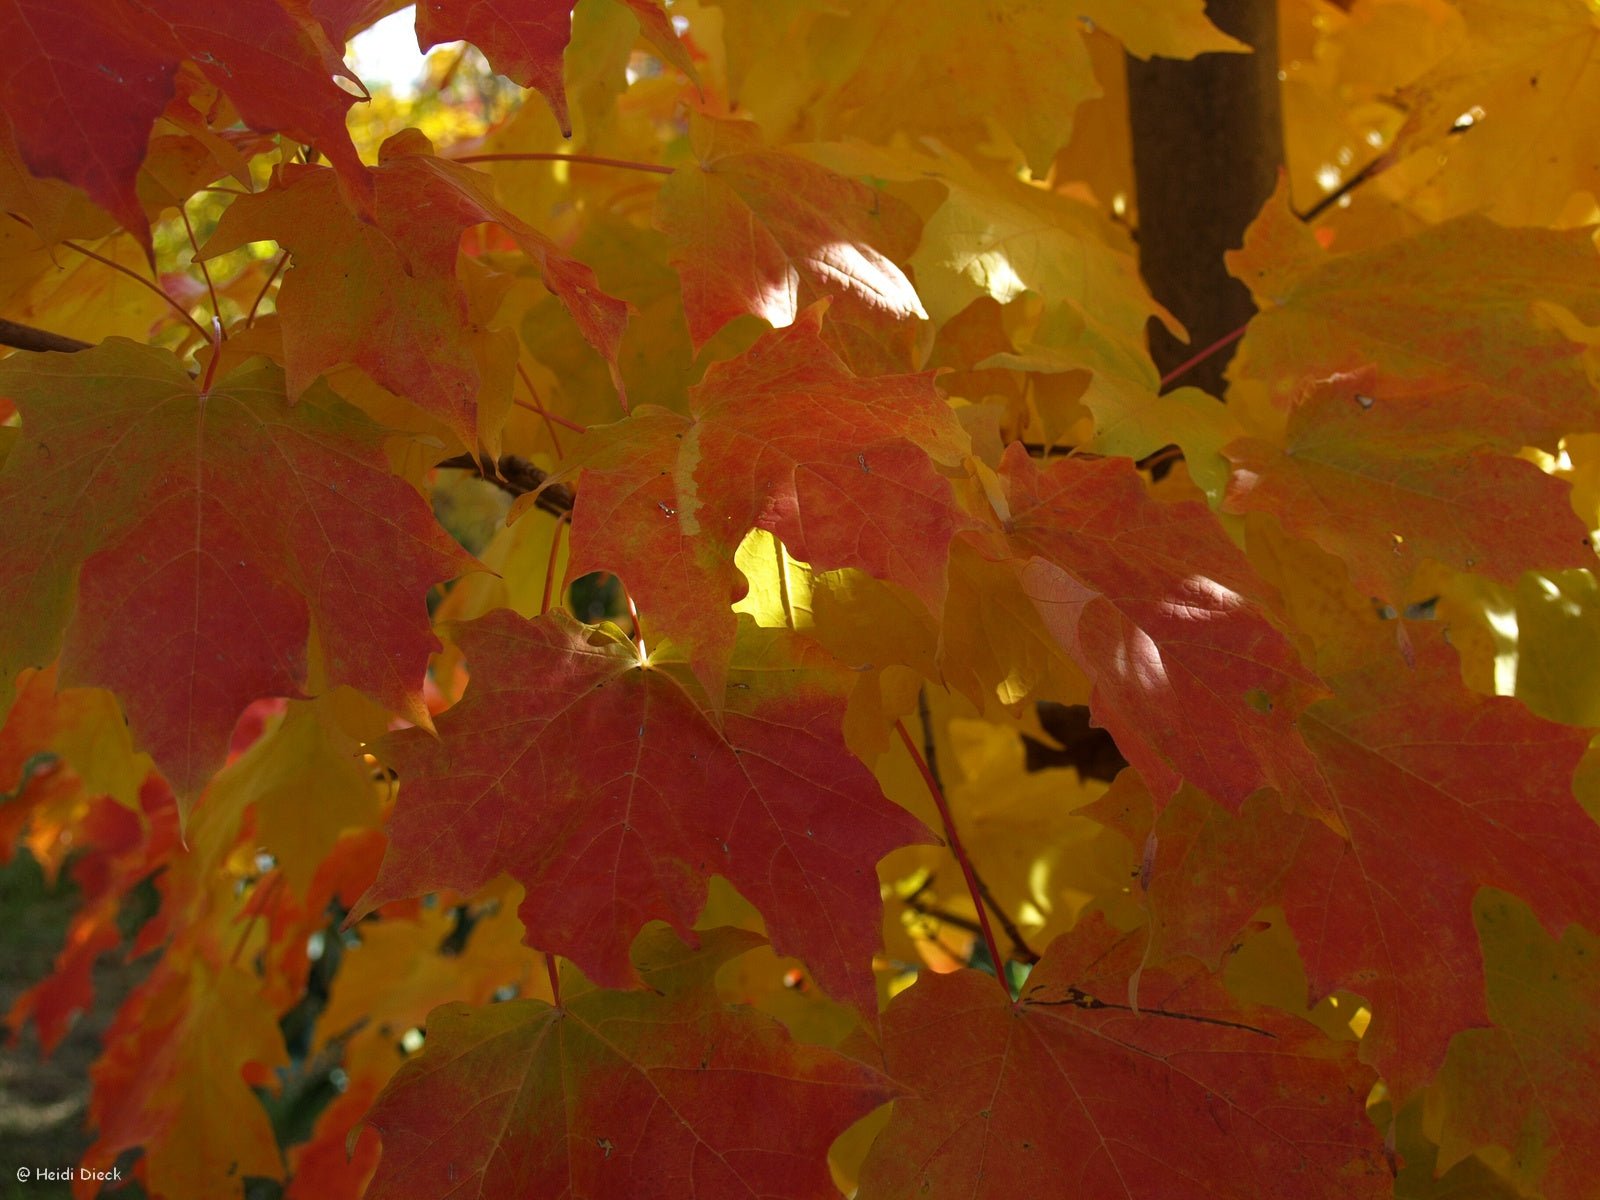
[356,609,931,1016]
[0,340,473,798]
[856,915,1389,1199]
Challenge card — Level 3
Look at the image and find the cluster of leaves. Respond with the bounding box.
[2,0,1599,1197]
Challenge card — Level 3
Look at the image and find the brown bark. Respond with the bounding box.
[0,319,92,355]
[1126,0,1283,395]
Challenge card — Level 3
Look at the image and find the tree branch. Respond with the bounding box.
[916,689,1041,965]
[435,453,574,518]
[0,318,92,354]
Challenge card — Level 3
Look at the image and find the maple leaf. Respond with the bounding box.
[807,140,1186,455]
[320,895,542,1071]
[1229,181,1600,450]
[1390,0,1600,224]
[0,0,175,253]
[203,699,382,897]
[363,925,898,1200]
[1506,566,1600,725]
[417,0,692,137]
[938,538,1091,711]
[0,665,150,817]
[876,717,1131,955]
[700,0,831,105]
[814,142,1171,338]
[1284,627,1600,1094]
[560,309,973,692]
[310,0,411,44]
[356,608,931,1016]
[80,958,289,1200]
[203,131,627,447]
[1076,0,1249,59]
[6,789,173,1055]
[281,883,545,1198]
[991,443,1328,809]
[1224,372,1596,601]
[1107,627,1600,1096]
[11,0,1600,1190]
[809,0,1241,176]
[138,0,370,189]
[855,916,1389,1200]
[0,340,472,799]
[1085,770,1301,970]
[809,0,1098,175]
[654,114,926,348]
[288,1084,384,1200]
[1432,890,1600,1200]
[0,0,369,253]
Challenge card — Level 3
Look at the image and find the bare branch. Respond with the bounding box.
[0,318,92,354]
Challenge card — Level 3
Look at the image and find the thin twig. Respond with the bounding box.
[452,152,675,176]
[0,318,92,354]
[7,215,209,338]
[1158,323,1247,389]
[245,251,289,329]
[916,689,1041,965]
[894,716,1010,998]
[515,359,587,455]
[902,891,988,938]
[435,453,575,517]
[516,362,563,455]
[1295,150,1396,224]
[179,200,222,331]
[540,515,568,616]
[68,241,203,334]
[1027,983,1275,1037]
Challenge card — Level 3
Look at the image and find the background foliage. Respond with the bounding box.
[2,0,1599,1197]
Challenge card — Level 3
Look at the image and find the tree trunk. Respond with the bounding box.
[1126,0,1283,396]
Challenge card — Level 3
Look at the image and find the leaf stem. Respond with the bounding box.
[915,690,1040,965]
[1158,322,1247,389]
[515,359,587,453]
[452,152,675,177]
[774,537,793,629]
[179,200,222,331]
[627,593,647,660]
[246,251,289,329]
[8,214,209,338]
[1295,150,1395,224]
[540,515,568,616]
[544,952,562,1009]
[894,716,1010,998]
[198,317,224,396]
[229,872,284,966]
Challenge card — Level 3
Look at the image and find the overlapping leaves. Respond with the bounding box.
[0,340,471,797]
[560,310,972,693]
[357,608,931,1017]
[364,926,896,1200]
[2,0,1600,1198]
[857,917,1388,1200]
